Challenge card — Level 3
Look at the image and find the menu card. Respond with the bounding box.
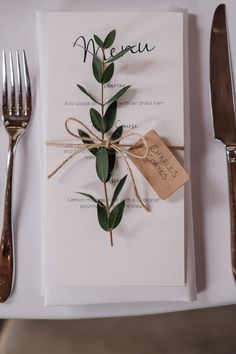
[37,9,196,305]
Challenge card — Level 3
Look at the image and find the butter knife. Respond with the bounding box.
[210,4,236,277]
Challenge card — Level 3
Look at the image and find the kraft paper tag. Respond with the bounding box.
[129,130,190,200]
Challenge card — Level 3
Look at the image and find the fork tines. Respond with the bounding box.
[2,50,31,119]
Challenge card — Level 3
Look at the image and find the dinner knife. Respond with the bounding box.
[210,4,236,278]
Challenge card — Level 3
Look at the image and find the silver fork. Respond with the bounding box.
[0,50,31,302]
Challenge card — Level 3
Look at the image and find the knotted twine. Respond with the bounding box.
[47,117,184,211]
[47,117,151,211]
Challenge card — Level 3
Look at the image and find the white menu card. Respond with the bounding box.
[37,9,196,305]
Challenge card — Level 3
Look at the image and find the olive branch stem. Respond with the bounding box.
[101,48,113,246]
[77,30,131,246]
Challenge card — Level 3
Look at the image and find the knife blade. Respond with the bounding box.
[210,4,236,278]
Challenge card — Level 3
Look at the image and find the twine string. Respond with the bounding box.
[47,117,184,210]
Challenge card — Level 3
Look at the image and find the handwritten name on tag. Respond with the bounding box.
[129,130,190,199]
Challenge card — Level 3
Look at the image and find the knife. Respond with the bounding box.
[210,4,236,278]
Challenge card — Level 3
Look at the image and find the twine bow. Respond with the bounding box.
[47,117,150,211]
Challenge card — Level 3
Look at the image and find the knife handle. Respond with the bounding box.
[226,146,236,278]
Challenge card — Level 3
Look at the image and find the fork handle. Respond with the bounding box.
[0,137,17,302]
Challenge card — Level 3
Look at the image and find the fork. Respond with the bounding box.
[0,50,31,302]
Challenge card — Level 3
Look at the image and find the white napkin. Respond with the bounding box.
[37,9,196,306]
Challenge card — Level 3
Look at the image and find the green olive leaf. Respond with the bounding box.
[77,192,98,204]
[106,46,134,63]
[96,147,109,182]
[97,204,109,231]
[107,148,116,182]
[105,85,130,105]
[77,84,100,104]
[110,126,123,141]
[92,55,103,83]
[90,108,106,133]
[94,35,104,48]
[104,101,117,132]
[103,30,116,49]
[109,200,125,230]
[78,129,97,156]
[110,175,127,207]
[101,63,114,84]
[75,192,105,208]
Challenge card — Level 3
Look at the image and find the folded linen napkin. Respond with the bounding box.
[37,8,196,306]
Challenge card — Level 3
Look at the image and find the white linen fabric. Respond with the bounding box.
[37,9,196,306]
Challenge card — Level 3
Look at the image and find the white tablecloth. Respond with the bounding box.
[0,0,235,319]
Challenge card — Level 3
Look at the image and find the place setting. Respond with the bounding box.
[0,3,235,314]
